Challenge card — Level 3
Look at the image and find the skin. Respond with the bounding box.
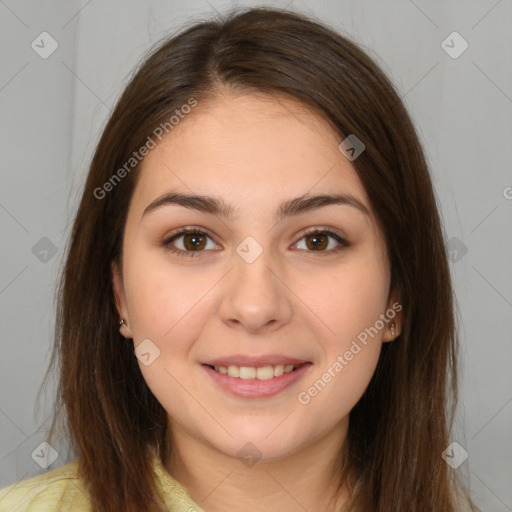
[112,91,401,512]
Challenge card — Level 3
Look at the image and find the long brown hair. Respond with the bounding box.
[41,6,479,511]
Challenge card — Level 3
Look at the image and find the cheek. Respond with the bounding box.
[296,253,388,407]
[125,263,215,416]
[297,347,380,427]
[303,259,390,346]
[124,250,215,343]
[297,271,386,416]
[123,255,218,402]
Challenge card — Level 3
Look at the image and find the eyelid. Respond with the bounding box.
[162,225,350,257]
[294,225,347,241]
[164,225,218,244]
[291,226,349,251]
[163,226,220,256]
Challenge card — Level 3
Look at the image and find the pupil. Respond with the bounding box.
[184,233,205,250]
[308,234,327,250]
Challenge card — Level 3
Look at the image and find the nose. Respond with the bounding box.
[217,247,293,334]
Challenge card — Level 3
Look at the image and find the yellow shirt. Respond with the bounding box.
[0,457,204,511]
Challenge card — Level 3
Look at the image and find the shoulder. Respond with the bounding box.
[0,460,92,511]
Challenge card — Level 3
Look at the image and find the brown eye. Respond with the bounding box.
[305,233,328,251]
[294,228,349,253]
[182,232,207,251]
[164,228,219,257]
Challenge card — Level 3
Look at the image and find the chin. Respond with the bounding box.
[214,430,307,464]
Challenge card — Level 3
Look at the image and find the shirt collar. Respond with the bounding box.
[151,454,205,512]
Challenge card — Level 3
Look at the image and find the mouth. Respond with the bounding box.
[203,362,307,380]
[201,361,313,399]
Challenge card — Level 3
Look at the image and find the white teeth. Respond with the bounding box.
[273,364,284,377]
[213,363,299,380]
[239,367,256,379]
[227,365,240,378]
[256,366,274,380]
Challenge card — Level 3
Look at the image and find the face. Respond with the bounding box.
[112,92,400,463]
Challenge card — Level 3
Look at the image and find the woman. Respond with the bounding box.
[0,6,479,511]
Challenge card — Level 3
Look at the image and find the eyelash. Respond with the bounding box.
[162,226,349,258]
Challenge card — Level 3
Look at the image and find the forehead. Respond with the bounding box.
[133,92,373,219]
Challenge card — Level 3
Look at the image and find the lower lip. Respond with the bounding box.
[202,363,313,399]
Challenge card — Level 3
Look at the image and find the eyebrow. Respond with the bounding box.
[141,190,370,222]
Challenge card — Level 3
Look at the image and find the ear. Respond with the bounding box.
[111,260,133,338]
[382,288,402,343]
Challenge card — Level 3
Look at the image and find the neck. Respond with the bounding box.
[164,419,354,512]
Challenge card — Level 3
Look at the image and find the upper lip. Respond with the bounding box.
[202,354,311,367]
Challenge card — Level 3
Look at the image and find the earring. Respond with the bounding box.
[119,318,126,326]
[391,321,396,339]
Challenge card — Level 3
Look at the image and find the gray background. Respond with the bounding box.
[1,1,511,510]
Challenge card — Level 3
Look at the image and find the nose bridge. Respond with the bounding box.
[218,236,293,332]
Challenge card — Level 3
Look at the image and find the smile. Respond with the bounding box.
[208,363,302,380]
[202,362,313,399]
